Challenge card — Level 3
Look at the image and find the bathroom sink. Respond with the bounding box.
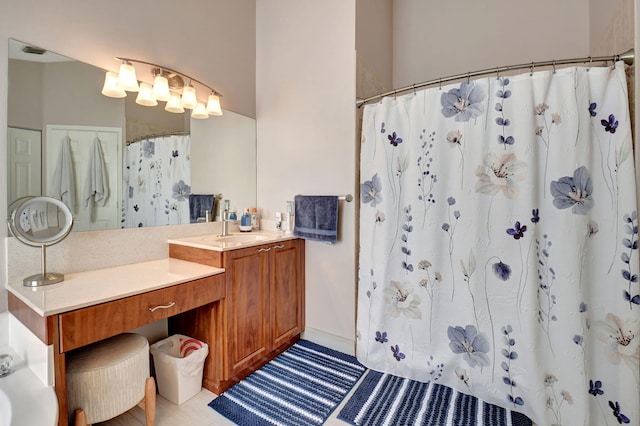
[168,232,280,251]
[214,233,272,243]
[0,388,11,426]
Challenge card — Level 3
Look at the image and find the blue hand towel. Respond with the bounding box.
[189,194,215,223]
[294,195,339,243]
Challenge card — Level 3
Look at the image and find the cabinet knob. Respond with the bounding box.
[149,302,176,312]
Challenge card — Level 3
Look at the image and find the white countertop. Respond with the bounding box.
[7,258,224,317]
[168,231,297,251]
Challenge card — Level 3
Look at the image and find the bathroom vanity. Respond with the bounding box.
[7,257,225,426]
[7,232,304,425]
[168,234,305,394]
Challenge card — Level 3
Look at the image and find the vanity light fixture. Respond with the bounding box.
[101,57,223,118]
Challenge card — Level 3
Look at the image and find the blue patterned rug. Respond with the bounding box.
[338,370,533,426]
[209,340,366,425]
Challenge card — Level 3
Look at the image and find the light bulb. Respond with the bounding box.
[135,83,157,106]
[101,71,126,98]
[165,93,184,113]
[118,61,139,92]
[180,84,198,109]
[206,93,222,116]
[152,74,171,102]
[191,102,209,119]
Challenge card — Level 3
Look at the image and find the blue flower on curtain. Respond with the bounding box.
[440,82,486,122]
[550,166,594,214]
[171,180,191,201]
[589,102,598,117]
[493,261,512,281]
[447,325,490,368]
[142,140,155,158]
[501,325,524,407]
[361,174,383,207]
[621,211,639,307]
[375,331,388,343]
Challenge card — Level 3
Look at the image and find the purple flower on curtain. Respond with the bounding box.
[588,380,604,396]
[447,325,490,368]
[531,208,540,223]
[608,401,631,424]
[391,344,406,361]
[550,166,594,215]
[441,82,486,122]
[171,180,191,201]
[142,140,155,158]
[601,114,619,133]
[388,131,403,146]
[361,174,383,207]
[493,261,512,281]
[506,221,527,240]
[375,331,388,343]
[589,102,597,117]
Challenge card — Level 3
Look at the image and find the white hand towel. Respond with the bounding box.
[83,137,109,217]
[50,136,76,213]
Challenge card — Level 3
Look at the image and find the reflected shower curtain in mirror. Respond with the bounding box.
[358,62,638,425]
[122,134,191,228]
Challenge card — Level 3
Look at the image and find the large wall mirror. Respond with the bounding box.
[7,39,256,232]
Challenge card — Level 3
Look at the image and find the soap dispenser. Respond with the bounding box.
[240,208,252,232]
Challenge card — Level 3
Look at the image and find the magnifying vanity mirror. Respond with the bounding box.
[7,39,257,232]
[7,196,74,287]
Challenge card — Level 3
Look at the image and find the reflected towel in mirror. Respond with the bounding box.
[49,135,76,213]
[83,137,109,221]
[189,194,215,223]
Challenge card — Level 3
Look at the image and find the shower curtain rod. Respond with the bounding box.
[355,48,635,108]
[126,131,190,145]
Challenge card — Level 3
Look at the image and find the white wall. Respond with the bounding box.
[393,0,590,88]
[256,1,358,353]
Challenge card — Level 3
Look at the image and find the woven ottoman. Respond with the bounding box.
[66,332,156,425]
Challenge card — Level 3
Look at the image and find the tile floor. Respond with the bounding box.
[99,375,367,426]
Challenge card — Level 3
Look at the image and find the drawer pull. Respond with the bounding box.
[273,244,285,249]
[257,247,272,252]
[149,302,176,312]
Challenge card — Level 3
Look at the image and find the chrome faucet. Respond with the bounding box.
[221,199,231,236]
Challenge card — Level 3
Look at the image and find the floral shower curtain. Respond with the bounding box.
[358,62,639,425]
[122,134,191,228]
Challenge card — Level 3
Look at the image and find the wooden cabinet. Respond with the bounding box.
[169,238,305,394]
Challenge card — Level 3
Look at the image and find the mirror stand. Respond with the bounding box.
[7,196,74,287]
[23,244,64,287]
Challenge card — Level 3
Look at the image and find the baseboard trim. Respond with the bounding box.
[301,327,356,356]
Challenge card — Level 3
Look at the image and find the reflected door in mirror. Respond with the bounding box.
[8,127,42,202]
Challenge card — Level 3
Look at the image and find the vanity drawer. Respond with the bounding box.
[59,274,225,352]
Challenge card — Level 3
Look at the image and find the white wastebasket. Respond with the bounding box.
[150,334,208,405]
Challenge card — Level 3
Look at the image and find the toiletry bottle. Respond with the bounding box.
[229,210,237,221]
[241,208,252,229]
[275,212,283,232]
[284,201,294,235]
[251,208,261,230]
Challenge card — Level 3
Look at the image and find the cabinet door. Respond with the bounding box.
[270,240,305,349]
[224,246,270,377]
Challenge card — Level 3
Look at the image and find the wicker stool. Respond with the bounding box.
[66,333,156,426]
